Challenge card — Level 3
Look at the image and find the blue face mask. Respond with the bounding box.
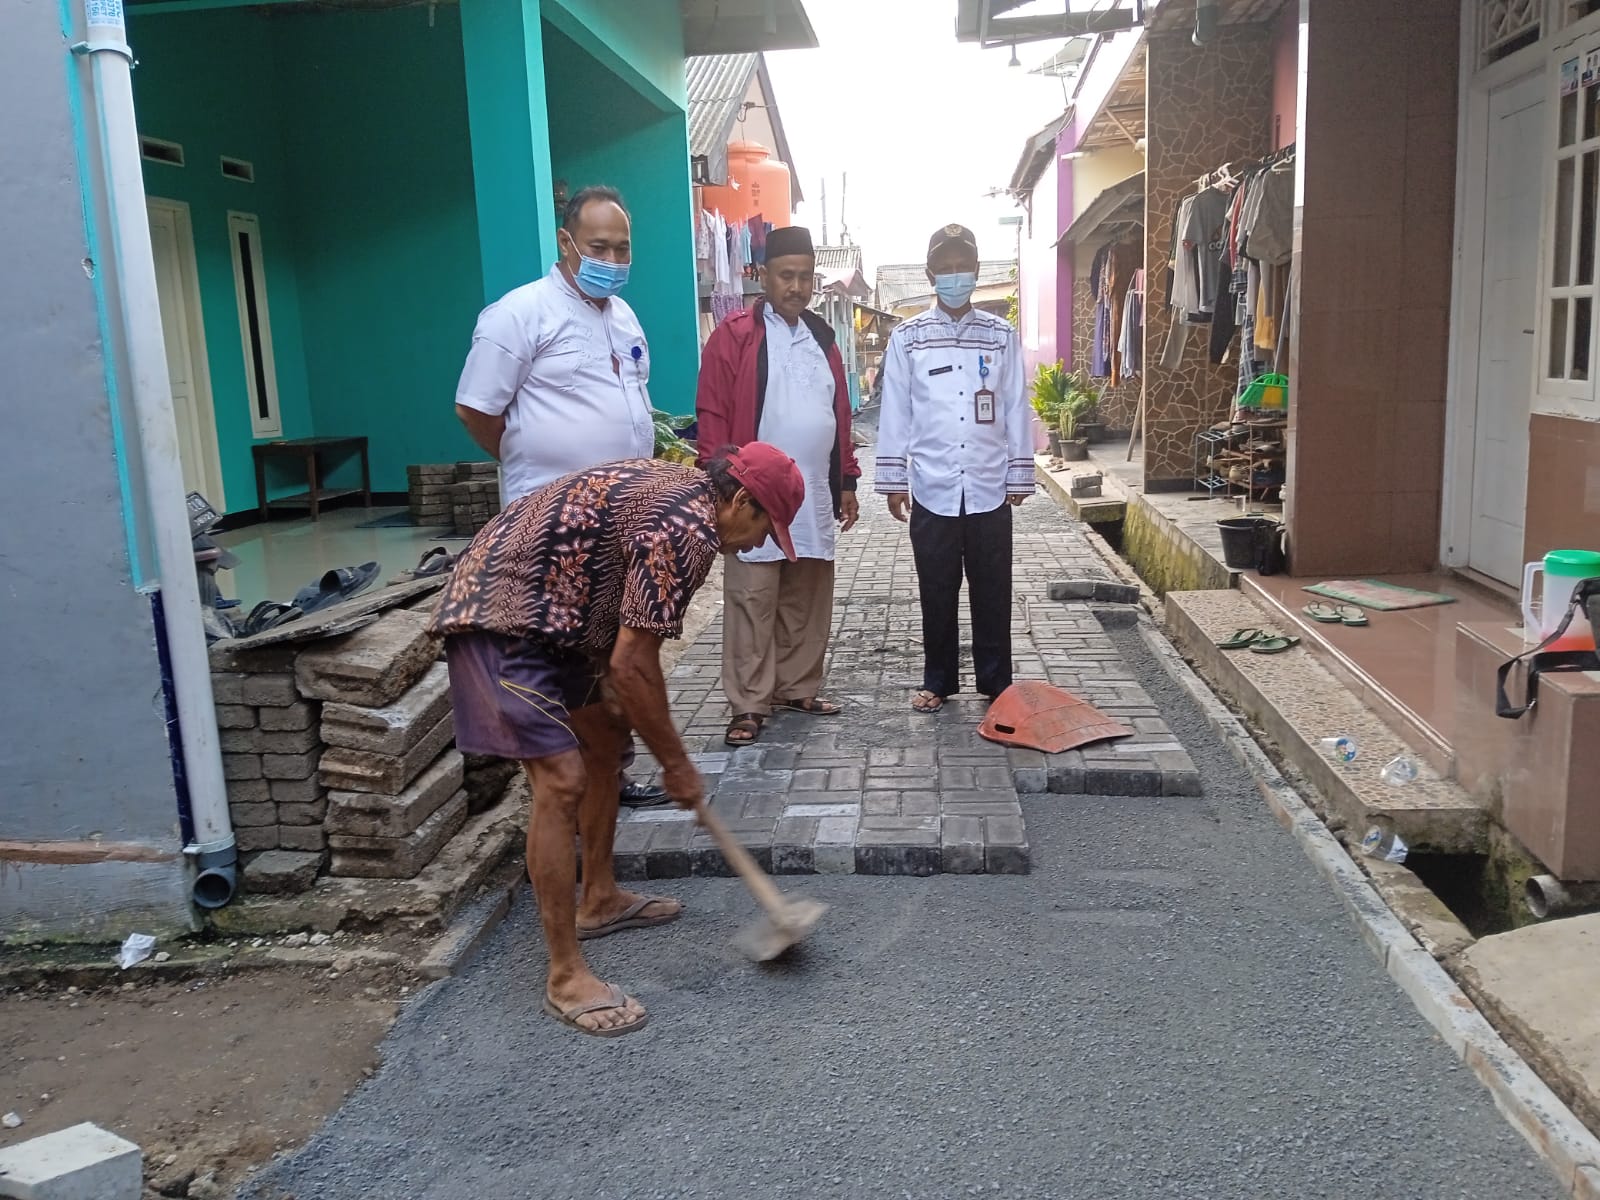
[573,253,630,299]
[933,271,977,307]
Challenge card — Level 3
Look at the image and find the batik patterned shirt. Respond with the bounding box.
[429,460,721,659]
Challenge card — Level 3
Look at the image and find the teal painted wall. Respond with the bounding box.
[130,8,316,510]
[542,21,699,414]
[541,0,689,110]
[460,0,557,300]
[275,6,484,492]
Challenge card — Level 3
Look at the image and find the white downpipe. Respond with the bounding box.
[77,1,237,904]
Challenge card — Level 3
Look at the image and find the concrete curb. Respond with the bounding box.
[1134,619,1600,1199]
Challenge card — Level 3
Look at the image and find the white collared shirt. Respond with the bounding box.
[455,265,655,504]
[742,307,838,563]
[875,303,1033,517]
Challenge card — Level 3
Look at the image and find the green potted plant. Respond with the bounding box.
[1030,361,1069,458]
[1056,372,1098,462]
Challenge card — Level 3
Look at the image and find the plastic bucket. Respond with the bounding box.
[1217,517,1275,570]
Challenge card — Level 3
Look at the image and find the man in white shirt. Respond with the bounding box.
[454,184,667,808]
[876,223,1033,713]
[694,226,861,746]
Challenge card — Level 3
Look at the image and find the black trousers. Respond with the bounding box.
[909,499,1013,698]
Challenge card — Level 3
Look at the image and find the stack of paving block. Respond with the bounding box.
[298,609,467,879]
[211,649,328,871]
[449,461,500,537]
[406,463,456,527]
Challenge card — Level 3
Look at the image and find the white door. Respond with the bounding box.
[1470,74,1543,584]
[147,198,226,507]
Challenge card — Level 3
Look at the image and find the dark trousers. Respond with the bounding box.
[909,499,1013,698]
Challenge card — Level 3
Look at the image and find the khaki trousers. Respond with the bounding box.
[721,556,836,717]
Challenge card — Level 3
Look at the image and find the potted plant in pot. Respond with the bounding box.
[1057,387,1096,462]
[1030,361,1068,457]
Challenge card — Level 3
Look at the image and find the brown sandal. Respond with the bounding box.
[774,697,842,716]
[725,714,764,746]
[911,690,945,714]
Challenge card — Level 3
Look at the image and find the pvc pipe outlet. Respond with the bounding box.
[1525,874,1600,920]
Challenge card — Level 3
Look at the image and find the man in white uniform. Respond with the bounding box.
[454,184,668,807]
[695,226,861,746]
[876,223,1033,713]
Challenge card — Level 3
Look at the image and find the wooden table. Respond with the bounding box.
[251,436,372,521]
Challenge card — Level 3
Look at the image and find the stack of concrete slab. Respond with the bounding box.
[211,646,327,867]
[298,609,467,878]
[407,463,456,526]
[450,472,500,537]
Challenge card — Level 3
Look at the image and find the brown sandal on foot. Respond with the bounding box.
[725,713,764,746]
[774,697,842,716]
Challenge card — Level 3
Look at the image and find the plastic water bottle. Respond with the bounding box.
[1320,736,1359,763]
[1379,755,1419,786]
[1362,826,1409,863]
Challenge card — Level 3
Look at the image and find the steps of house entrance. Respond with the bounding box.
[1164,589,1486,855]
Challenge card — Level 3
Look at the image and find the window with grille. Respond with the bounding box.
[1482,0,1542,64]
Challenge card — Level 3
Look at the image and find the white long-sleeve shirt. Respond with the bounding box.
[875,304,1034,517]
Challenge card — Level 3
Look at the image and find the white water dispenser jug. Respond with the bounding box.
[1521,549,1600,651]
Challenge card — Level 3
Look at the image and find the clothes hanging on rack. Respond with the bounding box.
[1088,239,1142,383]
[1119,269,1144,379]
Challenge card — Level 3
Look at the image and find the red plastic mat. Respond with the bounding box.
[977,681,1134,754]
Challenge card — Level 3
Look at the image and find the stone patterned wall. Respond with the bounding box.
[1143,28,1274,486]
[1072,278,1142,435]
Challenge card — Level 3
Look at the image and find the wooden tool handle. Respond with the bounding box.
[695,802,789,914]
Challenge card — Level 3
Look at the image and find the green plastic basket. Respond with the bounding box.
[1239,373,1288,411]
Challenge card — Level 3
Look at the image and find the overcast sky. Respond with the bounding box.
[762,0,1074,275]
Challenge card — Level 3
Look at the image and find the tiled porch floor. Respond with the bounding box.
[1244,571,1520,750]
[215,506,460,611]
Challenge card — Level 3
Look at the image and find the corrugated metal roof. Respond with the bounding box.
[686,54,759,187]
[873,260,1016,310]
[815,245,863,273]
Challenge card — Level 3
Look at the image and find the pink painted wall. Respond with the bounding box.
[1271,3,1299,150]
[1018,154,1060,374]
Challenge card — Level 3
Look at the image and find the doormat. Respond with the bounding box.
[356,511,421,530]
[1301,579,1456,611]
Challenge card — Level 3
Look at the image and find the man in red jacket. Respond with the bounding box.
[695,225,861,746]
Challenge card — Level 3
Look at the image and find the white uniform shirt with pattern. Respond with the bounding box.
[455,265,655,505]
[875,304,1033,517]
[741,308,838,563]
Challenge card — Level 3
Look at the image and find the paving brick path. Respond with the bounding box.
[617,460,1200,879]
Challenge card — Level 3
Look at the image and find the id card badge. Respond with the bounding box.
[975,353,996,423]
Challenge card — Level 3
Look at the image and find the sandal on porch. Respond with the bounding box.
[774,697,842,716]
[911,690,945,714]
[292,562,381,617]
[725,714,765,746]
[1249,635,1302,655]
[240,600,302,636]
[1336,604,1369,627]
[541,983,649,1039]
[1214,627,1264,650]
[391,546,456,584]
[576,895,683,941]
[1303,602,1343,623]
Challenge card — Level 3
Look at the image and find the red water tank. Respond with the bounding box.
[700,140,792,226]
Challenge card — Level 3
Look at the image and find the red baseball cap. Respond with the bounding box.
[727,441,805,562]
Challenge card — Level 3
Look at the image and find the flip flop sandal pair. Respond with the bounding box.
[291,561,381,617]
[1304,602,1368,627]
[1214,628,1300,654]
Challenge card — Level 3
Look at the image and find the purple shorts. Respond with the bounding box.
[443,632,604,762]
